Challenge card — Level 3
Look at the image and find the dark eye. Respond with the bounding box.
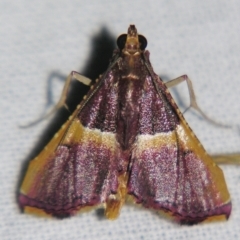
[117,34,127,50]
[138,35,147,50]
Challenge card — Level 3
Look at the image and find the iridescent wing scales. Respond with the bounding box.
[19,69,122,217]
[127,70,231,224]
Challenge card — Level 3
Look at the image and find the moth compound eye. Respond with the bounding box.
[117,34,127,50]
[138,35,147,50]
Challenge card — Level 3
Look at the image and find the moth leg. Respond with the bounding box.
[55,71,92,111]
[165,74,228,127]
[166,75,239,165]
[20,71,91,127]
[211,153,240,165]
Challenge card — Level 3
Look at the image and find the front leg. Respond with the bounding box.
[20,71,91,127]
[56,71,92,111]
[165,74,229,127]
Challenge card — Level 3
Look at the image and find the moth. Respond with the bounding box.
[19,25,231,224]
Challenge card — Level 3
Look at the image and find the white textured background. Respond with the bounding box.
[1,1,240,240]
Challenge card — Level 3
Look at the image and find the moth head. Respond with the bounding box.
[117,25,147,55]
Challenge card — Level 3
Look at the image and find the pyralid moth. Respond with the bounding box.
[19,25,231,224]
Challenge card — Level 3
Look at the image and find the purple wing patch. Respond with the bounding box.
[19,140,120,217]
[128,143,231,224]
